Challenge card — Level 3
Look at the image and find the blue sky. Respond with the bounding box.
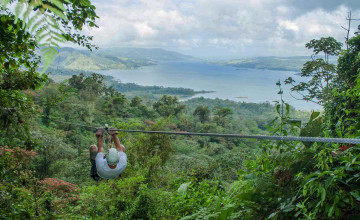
[83,0,360,59]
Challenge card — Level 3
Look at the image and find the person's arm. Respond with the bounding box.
[112,135,125,152]
[108,128,125,152]
[97,136,103,153]
[95,128,105,153]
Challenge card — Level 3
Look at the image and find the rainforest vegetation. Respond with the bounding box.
[1,1,360,219]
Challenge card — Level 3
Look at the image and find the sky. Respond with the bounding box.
[83,0,360,59]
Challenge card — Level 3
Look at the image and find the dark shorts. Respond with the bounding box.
[90,152,102,181]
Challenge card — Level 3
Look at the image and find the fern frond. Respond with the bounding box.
[22,5,33,28]
[30,17,46,33]
[42,3,67,20]
[49,41,60,48]
[47,15,57,25]
[35,26,49,41]
[47,0,66,11]
[40,46,58,73]
[48,30,66,42]
[27,11,41,31]
[50,35,66,43]
[14,2,25,23]
[51,32,66,42]
[47,16,60,29]
[29,0,43,8]
[37,33,49,43]
[0,0,12,10]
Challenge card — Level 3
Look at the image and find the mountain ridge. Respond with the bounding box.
[50,47,198,71]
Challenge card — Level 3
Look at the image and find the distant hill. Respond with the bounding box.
[50,47,197,71]
[218,56,338,72]
[99,47,197,62]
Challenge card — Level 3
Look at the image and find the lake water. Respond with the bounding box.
[98,61,321,111]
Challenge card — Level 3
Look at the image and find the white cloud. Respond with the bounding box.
[83,0,360,57]
[134,22,157,37]
[279,20,299,32]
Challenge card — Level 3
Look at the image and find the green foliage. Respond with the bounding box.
[1,0,99,72]
[0,146,79,218]
[193,105,211,123]
[300,111,323,147]
[153,95,186,117]
[285,37,342,105]
[214,106,233,126]
[2,24,360,219]
[305,37,342,59]
[325,34,360,138]
[0,12,48,146]
[169,180,226,219]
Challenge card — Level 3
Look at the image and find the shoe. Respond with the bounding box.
[95,128,105,137]
[108,127,118,136]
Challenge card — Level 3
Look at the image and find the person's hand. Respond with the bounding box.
[108,127,118,136]
[95,128,105,137]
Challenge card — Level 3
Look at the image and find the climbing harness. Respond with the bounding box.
[43,115,360,145]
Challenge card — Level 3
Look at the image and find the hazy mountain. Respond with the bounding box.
[218,56,338,72]
[99,47,197,62]
[50,47,197,71]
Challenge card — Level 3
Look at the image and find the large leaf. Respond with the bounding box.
[219,204,235,220]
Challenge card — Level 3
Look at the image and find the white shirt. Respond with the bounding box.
[95,151,127,179]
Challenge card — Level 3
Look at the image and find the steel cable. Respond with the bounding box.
[43,115,360,145]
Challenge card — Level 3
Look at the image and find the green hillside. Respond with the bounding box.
[51,47,154,70]
[51,47,197,71]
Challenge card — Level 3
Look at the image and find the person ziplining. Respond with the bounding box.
[89,128,127,181]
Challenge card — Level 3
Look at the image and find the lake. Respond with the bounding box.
[98,61,321,111]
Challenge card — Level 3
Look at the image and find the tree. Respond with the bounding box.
[0,1,98,146]
[1,0,99,70]
[153,95,185,117]
[285,37,342,105]
[0,12,47,147]
[325,32,360,136]
[130,96,143,107]
[193,105,211,123]
[214,106,233,126]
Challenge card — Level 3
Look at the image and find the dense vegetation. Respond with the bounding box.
[1,1,360,219]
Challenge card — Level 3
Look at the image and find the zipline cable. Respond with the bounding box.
[44,115,99,130]
[43,115,360,145]
[110,129,360,144]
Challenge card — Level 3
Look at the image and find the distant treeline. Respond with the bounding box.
[47,68,213,97]
[111,81,213,96]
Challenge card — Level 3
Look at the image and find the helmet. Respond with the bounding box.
[106,148,120,166]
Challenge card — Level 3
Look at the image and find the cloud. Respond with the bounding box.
[284,0,360,14]
[83,0,360,58]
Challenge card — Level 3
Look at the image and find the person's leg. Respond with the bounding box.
[89,144,98,163]
[89,145,101,181]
